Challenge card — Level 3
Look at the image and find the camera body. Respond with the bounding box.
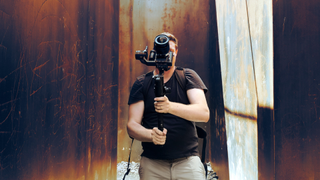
[135,34,173,71]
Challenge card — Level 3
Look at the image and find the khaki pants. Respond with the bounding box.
[139,156,206,180]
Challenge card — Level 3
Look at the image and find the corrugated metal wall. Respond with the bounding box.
[215,0,273,179]
[0,0,118,179]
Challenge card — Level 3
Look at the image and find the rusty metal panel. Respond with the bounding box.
[274,0,320,179]
[0,0,118,179]
[215,0,273,179]
[207,1,230,180]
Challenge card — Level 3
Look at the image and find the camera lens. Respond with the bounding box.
[157,36,168,44]
[154,35,170,55]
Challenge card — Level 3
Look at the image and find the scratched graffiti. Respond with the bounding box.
[0,0,118,179]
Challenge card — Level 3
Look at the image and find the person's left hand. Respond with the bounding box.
[154,96,171,113]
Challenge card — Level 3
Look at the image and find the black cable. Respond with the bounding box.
[123,139,134,180]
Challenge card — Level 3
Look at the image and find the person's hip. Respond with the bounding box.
[139,156,206,180]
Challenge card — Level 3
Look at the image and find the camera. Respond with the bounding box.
[135,34,173,71]
[135,34,174,132]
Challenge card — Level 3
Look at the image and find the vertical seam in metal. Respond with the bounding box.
[245,1,260,179]
[245,0,259,106]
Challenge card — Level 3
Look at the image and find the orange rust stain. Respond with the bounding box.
[33,59,50,71]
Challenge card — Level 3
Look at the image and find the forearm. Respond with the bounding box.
[127,121,167,145]
[154,89,210,122]
[127,121,152,142]
[169,102,209,122]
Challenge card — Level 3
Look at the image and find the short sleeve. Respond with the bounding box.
[128,75,145,105]
[185,68,208,93]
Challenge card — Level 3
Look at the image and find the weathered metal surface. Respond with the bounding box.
[215,0,273,179]
[0,0,118,179]
[118,1,229,179]
[207,1,230,180]
[274,0,320,179]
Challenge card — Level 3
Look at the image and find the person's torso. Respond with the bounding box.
[141,70,199,160]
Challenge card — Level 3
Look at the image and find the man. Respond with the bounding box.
[127,32,209,180]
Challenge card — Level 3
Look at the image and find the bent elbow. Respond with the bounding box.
[203,107,210,123]
[204,112,210,123]
[127,121,135,138]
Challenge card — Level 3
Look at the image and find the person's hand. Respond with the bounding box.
[154,96,171,113]
[151,127,167,145]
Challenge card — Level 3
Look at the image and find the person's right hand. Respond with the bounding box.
[151,127,167,145]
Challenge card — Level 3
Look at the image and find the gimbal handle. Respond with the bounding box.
[154,70,165,131]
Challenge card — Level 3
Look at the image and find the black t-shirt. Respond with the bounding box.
[128,68,207,160]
